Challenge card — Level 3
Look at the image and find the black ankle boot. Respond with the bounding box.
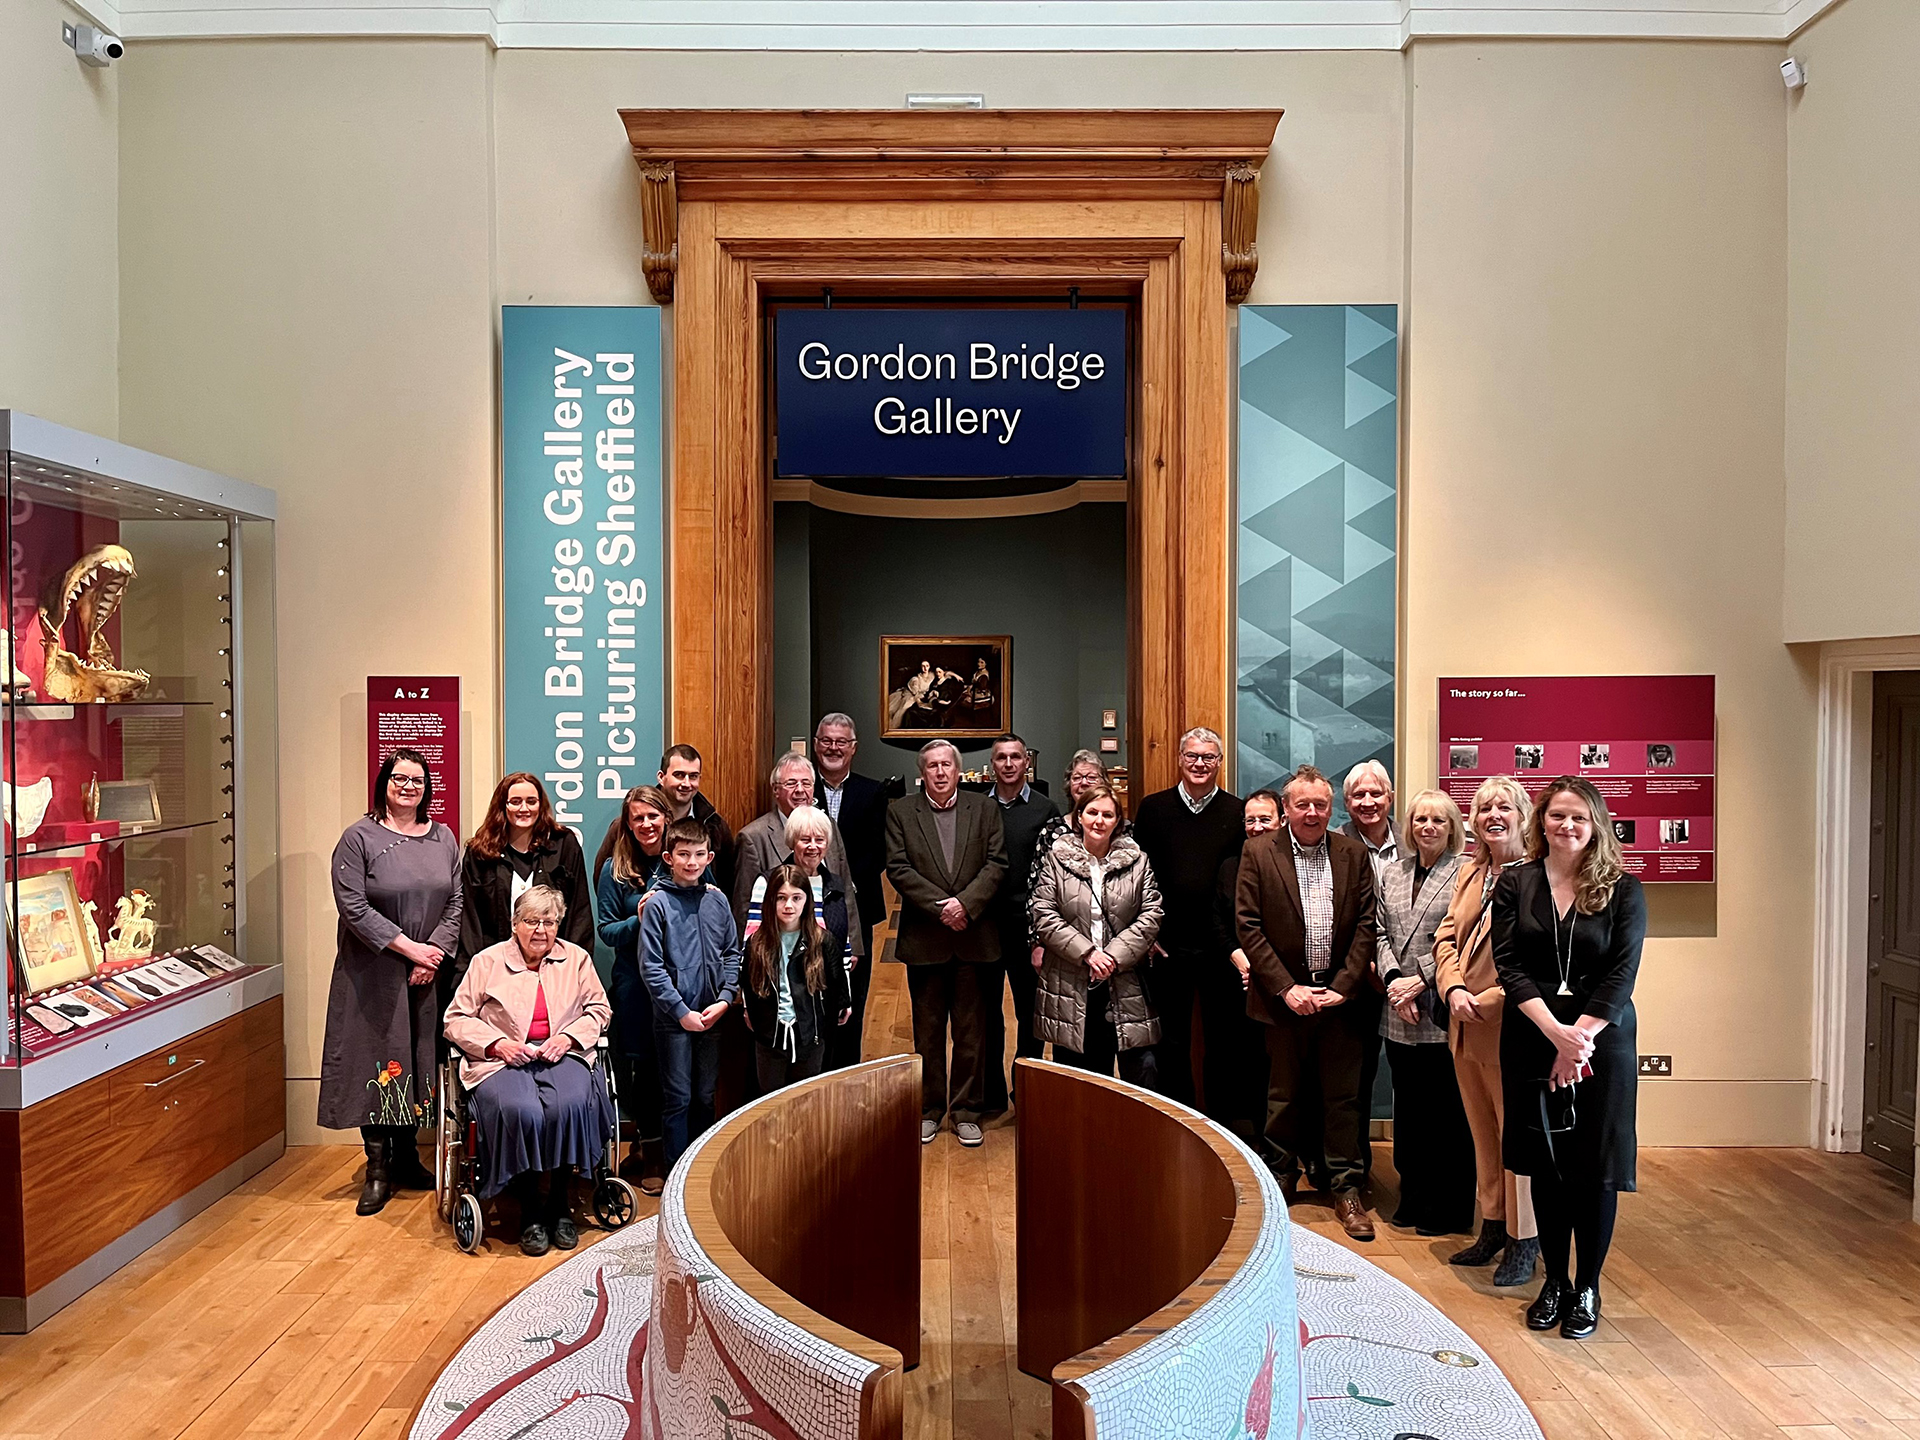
[356,1138,391,1216]
[1526,1279,1571,1331]
[1450,1219,1507,1266]
[386,1128,436,1190]
[1561,1284,1601,1340]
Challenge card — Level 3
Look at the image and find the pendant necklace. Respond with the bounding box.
[1551,894,1575,997]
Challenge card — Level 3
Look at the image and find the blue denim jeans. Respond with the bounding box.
[654,1020,721,1169]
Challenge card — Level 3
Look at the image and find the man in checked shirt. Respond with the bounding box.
[1235,763,1380,1240]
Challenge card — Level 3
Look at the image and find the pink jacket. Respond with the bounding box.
[444,938,611,1089]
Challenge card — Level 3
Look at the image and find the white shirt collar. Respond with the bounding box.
[1179,782,1219,814]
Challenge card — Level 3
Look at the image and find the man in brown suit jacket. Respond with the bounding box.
[1235,764,1379,1239]
[885,739,1008,1147]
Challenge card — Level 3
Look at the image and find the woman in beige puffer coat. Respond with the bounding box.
[1029,782,1164,1089]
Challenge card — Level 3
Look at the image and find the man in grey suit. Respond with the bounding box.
[732,751,856,931]
[885,739,1008,1147]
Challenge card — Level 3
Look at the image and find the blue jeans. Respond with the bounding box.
[654,1020,721,1169]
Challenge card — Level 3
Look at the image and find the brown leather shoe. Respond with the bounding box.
[1333,1191,1375,1241]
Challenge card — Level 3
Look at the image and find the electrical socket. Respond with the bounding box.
[1637,1054,1673,1077]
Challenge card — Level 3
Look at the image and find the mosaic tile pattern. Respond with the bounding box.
[411,1102,1540,1440]
[1238,305,1399,822]
[643,1093,877,1440]
[409,1216,660,1440]
[1290,1226,1543,1440]
[1071,1118,1310,1440]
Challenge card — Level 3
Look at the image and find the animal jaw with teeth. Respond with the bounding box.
[38,544,149,702]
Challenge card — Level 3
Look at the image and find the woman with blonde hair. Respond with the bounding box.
[1375,789,1474,1236]
[1493,777,1645,1340]
[1432,775,1539,1284]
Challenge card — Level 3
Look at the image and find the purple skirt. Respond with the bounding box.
[467,1055,614,1198]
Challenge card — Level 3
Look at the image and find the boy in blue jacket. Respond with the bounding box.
[639,818,743,1166]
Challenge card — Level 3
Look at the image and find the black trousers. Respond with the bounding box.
[1353,987,1385,1177]
[608,965,662,1143]
[907,960,992,1122]
[755,1037,826,1094]
[980,913,1041,1112]
[1385,1039,1477,1232]
[825,949,874,1072]
[1262,1007,1366,1194]
[1196,951,1269,1139]
[1152,956,1200,1106]
[1055,986,1159,1090]
[1533,1167,1620,1291]
[979,962,1010,1114]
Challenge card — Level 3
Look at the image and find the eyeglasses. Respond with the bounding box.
[520,917,557,932]
[390,776,426,790]
[1181,753,1222,768]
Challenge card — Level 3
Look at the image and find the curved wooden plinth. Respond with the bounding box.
[1013,1058,1274,1438]
[678,1053,922,1439]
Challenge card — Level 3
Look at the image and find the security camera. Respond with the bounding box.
[65,23,125,67]
[1781,56,1807,90]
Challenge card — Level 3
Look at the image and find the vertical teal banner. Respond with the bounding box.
[1236,305,1399,825]
[501,306,663,868]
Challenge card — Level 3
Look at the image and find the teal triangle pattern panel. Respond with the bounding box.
[1237,305,1398,816]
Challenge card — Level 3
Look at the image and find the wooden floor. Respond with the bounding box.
[6,960,1920,1440]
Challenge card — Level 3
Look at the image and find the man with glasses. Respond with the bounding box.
[731,752,856,934]
[812,713,889,1069]
[1132,726,1246,1107]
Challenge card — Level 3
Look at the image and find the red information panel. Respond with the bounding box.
[1437,676,1714,883]
[368,676,462,836]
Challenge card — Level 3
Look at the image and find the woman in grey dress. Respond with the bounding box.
[319,747,463,1215]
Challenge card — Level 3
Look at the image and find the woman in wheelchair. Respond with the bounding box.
[445,884,614,1255]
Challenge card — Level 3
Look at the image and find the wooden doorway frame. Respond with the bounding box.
[621,110,1280,824]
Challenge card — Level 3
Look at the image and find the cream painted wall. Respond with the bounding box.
[106,35,1818,1146]
[117,38,497,1142]
[1783,0,1920,643]
[491,49,1407,309]
[2,0,119,434]
[1404,41,1814,1144]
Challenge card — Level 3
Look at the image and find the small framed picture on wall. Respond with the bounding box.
[880,635,1012,741]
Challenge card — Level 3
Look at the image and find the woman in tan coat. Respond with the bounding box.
[1431,775,1539,1285]
[1030,782,1164,1089]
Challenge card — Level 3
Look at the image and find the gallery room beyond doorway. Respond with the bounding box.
[766,294,1132,796]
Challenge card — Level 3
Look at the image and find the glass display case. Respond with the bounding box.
[1,411,278,1080]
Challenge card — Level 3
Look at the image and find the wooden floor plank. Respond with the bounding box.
[6,954,1919,1440]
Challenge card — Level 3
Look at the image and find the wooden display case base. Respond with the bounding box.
[0,988,286,1333]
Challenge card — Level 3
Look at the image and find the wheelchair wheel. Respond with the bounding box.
[453,1192,484,1253]
[593,1175,638,1231]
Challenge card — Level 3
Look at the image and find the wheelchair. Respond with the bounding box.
[435,1036,640,1253]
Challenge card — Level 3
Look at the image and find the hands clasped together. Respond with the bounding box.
[394,935,443,988]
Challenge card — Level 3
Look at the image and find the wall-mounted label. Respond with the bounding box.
[774,308,1127,478]
[1437,675,1715,883]
[501,307,664,851]
[368,676,461,835]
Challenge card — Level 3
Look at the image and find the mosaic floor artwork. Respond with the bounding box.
[408,1216,1541,1440]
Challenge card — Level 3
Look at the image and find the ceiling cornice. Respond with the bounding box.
[101,0,1842,49]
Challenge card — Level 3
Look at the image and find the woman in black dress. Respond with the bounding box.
[454,773,594,1008]
[1492,776,1645,1340]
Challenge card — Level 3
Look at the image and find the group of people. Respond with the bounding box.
[316,720,1645,1337]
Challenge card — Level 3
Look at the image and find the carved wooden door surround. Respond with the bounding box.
[620,109,1280,823]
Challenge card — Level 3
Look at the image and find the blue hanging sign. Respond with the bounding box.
[774,307,1127,479]
[501,306,663,858]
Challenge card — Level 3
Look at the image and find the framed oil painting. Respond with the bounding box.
[8,867,100,996]
[880,635,1011,740]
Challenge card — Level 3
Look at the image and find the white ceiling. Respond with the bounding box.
[82,0,1841,48]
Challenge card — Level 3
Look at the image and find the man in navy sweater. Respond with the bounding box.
[1130,726,1246,1109]
[639,818,743,1168]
